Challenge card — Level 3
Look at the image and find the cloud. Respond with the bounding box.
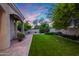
[25,13,41,23]
[23,6,48,24]
[38,7,48,10]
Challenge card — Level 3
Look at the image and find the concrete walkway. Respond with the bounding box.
[0,34,33,56]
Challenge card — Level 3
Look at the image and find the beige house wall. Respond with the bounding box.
[0,4,24,50]
[10,18,17,40]
[0,12,10,50]
[60,28,79,36]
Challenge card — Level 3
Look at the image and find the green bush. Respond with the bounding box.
[24,23,32,31]
[17,21,23,32]
[45,32,79,40]
[17,32,25,41]
[45,32,60,35]
[39,23,50,33]
[45,32,55,35]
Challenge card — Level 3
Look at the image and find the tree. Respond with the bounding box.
[52,3,79,29]
[17,21,32,31]
[39,22,50,33]
[24,22,32,31]
[17,21,23,32]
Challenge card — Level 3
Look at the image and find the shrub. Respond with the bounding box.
[45,32,62,35]
[17,21,23,32]
[45,32,79,40]
[17,32,25,42]
[45,32,56,35]
[39,23,50,33]
[61,34,79,40]
[24,23,32,31]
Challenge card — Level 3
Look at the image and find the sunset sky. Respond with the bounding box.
[15,3,55,24]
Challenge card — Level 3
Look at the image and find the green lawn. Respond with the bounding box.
[29,34,79,56]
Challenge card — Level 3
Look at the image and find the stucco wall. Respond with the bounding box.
[0,3,20,39]
[0,4,18,41]
[0,4,19,50]
[10,18,16,40]
[0,3,24,50]
[0,4,18,16]
[60,28,79,36]
[0,12,10,50]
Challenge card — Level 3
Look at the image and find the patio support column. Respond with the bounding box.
[0,13,10,50]
[14,20,18,38]
[22,22,24,34]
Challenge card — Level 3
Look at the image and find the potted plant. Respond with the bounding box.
[17,32,25,42]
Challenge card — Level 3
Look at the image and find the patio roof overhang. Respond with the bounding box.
[8,3,25,22]
[10,14,23,22]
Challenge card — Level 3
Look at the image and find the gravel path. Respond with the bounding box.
[0,34,33,56]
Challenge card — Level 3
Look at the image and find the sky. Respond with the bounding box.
[15,3,55,24]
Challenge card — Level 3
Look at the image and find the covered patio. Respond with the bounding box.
[0,3,25,50]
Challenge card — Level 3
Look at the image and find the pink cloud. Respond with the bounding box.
[25,13,41,23]
[36,6,48,11]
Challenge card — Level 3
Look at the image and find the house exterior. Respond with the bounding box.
[59,19,79,36]
[0,3,25,50]
[51,19,79,36]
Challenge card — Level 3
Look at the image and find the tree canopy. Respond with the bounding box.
[24,22,32,31]
[52,3,79,29]
[39,22,50,33]
[17,21,32,31]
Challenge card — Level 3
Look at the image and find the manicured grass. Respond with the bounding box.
[29,34,79,56]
